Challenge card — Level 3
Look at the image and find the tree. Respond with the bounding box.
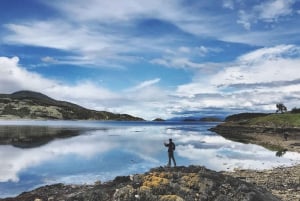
[276,103,287,113]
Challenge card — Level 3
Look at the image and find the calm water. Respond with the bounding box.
[0,120,300,198]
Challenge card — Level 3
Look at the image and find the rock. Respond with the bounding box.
[0,166,281,201]
[222,164,300,201]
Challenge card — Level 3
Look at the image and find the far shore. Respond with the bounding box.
[210,124,300,153]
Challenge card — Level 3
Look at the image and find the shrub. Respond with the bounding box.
[291,107,300,113]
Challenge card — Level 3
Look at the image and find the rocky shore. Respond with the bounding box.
[222,164,300,201]
[0,166,281,201]
[209,113,300,201]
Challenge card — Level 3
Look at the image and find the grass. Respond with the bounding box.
[248,113,300,127]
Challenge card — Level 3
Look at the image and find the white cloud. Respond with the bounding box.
[45,0,185,23]
[151,45,222,69]
[254,0,295,22]
[151,57,206,69]
[0,56,57,93]
[3,0,299,62]
[223,0,235,10]
[41,56,58,63]
[238,44,299,62]
[4,21,132,67]
[213,45,300,86]
[236,0,296,30]
[0,56,172,120]
[173,44,300,113]
[126,78,161,92]
[237,10,253,30]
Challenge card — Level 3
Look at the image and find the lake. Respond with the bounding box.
[0,120,300,198]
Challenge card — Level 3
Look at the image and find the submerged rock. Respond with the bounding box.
[1,166,281,201]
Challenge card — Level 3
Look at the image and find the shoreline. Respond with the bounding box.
[222,164,300,201]
[209,124,300,153]
[1,121,299,200]
[211,123,300,201]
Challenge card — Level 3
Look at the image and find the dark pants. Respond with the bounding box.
[168,151,176,167]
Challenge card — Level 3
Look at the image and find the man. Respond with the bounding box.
[164,138,176,167]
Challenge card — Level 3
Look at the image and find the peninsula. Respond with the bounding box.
[0,91,143,121]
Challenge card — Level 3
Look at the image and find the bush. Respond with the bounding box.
[291,107,300,113]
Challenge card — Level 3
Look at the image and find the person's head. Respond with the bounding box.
[169,138,172,142]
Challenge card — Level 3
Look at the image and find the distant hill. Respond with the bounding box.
[199,117,223,122]
[224,112,270,122]
[0,90,144,121]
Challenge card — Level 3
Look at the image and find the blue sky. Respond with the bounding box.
[0,0,300,120]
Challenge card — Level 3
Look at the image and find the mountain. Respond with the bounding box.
[168,115,225,122]
[0,90,144,121]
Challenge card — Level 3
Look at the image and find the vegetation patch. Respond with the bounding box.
[142,174,170,188]
[248,113,300,127]
[159,195,184,201]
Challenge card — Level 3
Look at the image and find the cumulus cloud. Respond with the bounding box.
[173,44,300,114]
[213,45,300,86]
[0,56,57,93]
[0,56,172,119]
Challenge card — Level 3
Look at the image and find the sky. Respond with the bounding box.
[0,0,300,120]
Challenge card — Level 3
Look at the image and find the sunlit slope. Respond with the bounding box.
[0,90,143,120]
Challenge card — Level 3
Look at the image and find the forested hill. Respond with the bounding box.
[0,91,144,121]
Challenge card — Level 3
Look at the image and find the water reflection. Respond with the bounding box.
[0,120,300,198]
[0,126,87,148]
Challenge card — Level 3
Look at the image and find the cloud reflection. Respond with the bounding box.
[0,121,300,198]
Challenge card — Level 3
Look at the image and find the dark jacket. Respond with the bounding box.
[165,142,175,152]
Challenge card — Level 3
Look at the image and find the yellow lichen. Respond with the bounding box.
[142,175,169,188]
[159,194,184,201]
[139,185,151,192]
[180,173,200,189]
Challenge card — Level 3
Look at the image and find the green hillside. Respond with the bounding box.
[248,113,300,127]
[0,90,144,121]
[225,112,300,127]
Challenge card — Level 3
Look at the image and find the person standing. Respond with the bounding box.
[164,138,176,167]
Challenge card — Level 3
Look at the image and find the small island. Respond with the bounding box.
[152,118,165,121]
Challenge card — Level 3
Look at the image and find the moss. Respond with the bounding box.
[180,173,200,189]
[159,195,184,201]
